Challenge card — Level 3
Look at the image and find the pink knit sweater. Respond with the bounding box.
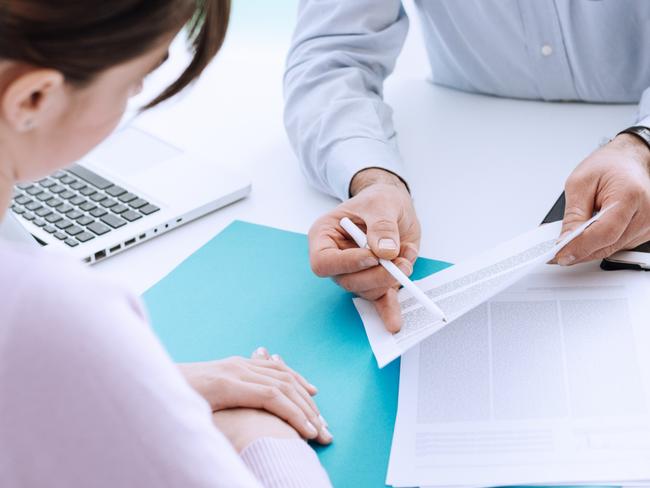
[0,241,331,487]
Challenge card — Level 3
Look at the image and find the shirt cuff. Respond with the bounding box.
[240,438,332,488]
[325,137,407,200]
[638,115,650,129]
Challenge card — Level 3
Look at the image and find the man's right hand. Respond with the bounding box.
[308,168,421,332]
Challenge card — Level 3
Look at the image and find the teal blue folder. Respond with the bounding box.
[144,220,616,488]
[144,220,450,487]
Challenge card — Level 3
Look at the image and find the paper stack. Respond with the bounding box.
[355,219,650,487]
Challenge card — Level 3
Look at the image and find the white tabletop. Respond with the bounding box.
[94,1,637,294]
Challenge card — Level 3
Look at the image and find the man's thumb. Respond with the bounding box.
[366,215,401,260]
[560,181,595,239]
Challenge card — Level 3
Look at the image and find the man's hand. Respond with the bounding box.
[309,168,421,332]
[555,133,650,265]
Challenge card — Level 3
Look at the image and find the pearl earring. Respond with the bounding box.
[23,119,34,130]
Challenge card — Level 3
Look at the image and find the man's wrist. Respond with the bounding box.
[349,167,409,197]
[612,133,650,172]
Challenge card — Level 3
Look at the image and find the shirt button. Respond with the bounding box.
[541,44,553,56]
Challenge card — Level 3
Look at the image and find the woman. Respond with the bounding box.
[0,1,332,486]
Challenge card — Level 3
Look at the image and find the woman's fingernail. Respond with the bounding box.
[321,426,333,441]
[558,255,575,266]
[378,238,397,250]
[361,257,379,268]
[309,383,318,393]
[319,414,328,427]
[271,354,281,362]
[305,421,318,437]
[254,346,268,356]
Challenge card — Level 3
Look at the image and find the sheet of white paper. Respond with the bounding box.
[385,268,650,487]
[355,212,609,368]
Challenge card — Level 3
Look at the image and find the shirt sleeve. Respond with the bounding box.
[636,86,650,127]
[283,0,410,200]
[1,271,262,488]
[241,438,333,488]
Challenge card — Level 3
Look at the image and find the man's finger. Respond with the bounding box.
[570,215,642,264]
[556,199,633,265]
[310,245,378,277]
[334,257,412,294]
[374,288,402,333]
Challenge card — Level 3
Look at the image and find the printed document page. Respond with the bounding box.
[356,216,607,368]
[385,269,650,487]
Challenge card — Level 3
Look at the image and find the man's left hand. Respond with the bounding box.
[555,133,650,265]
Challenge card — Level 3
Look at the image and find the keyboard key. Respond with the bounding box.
[87,221,111,236]
[100,214,126,229]
[129,198,148,209]
[45,213,62,223]
[33,219,46,228]
[106,185,127,197]
[55,219,73,230]
[66,210,83,220]
[54,232,67,240]
[45,198,63,208]
[100,198,118,208]
[111,204,128,214]
[80,187,97,196]
[52,170,66,179]
[139,204,160,215]
[44,225,57,234]
[90,193,107,202]
[79,201,95,211]
[70,196,86,206]
[118,192,138,203]
[16,183,33,190]
[66,225,83,236]
[25,201,42,211]
[49,184,66,194]
[60,175,76,185]
[64,238,79,247]
[35,207,52,217]
[38,178,57,188]
[90,207,107,218]
[23,212,35,221]
[60,190,76,199]
[36,192,52,201]
[11,206,25,214]
[76,231,95,243]
[15,195,31,205]
[67,164,112,189]
[77,215,94,226]
[70,181,85,190]
[26,186,43,195]
[121,210,142,222]
[57,203,74,214]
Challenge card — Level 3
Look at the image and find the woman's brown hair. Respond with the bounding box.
[0,0,230,107]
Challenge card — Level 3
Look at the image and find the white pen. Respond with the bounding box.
[339,217,447,324]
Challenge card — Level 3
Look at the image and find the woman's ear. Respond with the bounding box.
[1,69,64,132]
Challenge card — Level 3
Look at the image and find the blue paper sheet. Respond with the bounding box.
[144,220,450,487]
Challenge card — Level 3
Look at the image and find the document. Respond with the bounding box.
[383,269,650,487]
[355,214,608,368]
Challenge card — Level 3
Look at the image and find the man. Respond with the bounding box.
[284,0,650,331]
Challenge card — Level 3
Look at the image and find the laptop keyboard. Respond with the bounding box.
[11,164,160,248]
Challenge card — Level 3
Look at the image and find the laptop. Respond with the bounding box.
[9,126,251,263]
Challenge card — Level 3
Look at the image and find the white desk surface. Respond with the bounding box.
[95,2,637,295]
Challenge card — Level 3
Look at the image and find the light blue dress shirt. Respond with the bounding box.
[284,0,650,200]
